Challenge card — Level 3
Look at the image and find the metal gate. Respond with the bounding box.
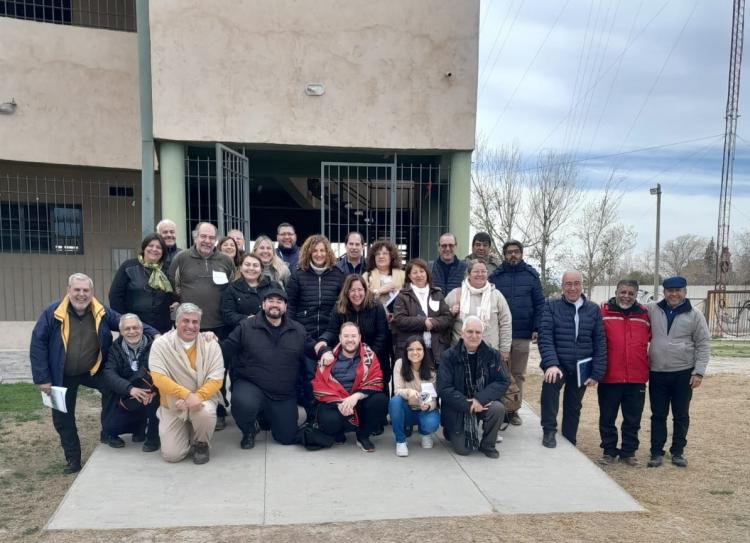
[706,290,750,338]
[186,145,250,239]
[320,160,449,261]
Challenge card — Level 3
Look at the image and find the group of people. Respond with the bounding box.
[30,220,709,474]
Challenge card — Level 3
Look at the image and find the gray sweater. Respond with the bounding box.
[647,302,710,375]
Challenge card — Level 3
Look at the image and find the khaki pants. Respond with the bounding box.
[509,339,531,409]
[158,401,217,462]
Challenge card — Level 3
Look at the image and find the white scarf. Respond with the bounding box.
[459,278,494,325]
[411,284,432,347]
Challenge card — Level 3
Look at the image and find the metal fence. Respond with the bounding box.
[1,0,136,32]
[706,290,750,338]
[0,173,140,320]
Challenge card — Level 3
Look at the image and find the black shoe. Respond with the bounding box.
[371,426,384,437]
[132,432,146,443]
[142,438,160,453]
[63,459,81,475]
[647,454,663,468]
[240,433,255,450]
[542,431,557,448]
[215,416,227,431]
[357,436,375,452]
[193,441,210,464]
[508,412,523,426]
[671,454,688,467]
[479,446,500,459]
[104,435,125,448]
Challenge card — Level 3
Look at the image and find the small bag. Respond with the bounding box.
[118,373,156,412]
[298,423,335,451]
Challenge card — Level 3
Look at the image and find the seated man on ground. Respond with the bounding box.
[101,313,160,452]
[312,322,387,452]
[437,316,509,459]
[221,287,329,449]
[149,303,225,464]
[389,335,440,457]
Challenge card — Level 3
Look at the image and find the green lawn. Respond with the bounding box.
[711,340,750,358]
[0,383,43,413]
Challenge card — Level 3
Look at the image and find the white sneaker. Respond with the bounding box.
[496,435,504,443]
[396,442,409,457]
[421,434,434,449]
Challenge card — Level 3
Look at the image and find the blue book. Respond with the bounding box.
[576,357,593,387]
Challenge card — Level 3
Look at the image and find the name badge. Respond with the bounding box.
[212,270,229,285]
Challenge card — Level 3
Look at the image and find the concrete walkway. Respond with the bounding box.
[46,404,641,531]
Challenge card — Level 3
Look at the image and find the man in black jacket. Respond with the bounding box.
[437,316,509,459]
[221,287,329,449]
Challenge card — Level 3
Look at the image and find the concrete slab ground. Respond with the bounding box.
[46,404,642,531]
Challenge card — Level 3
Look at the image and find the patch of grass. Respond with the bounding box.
[0,383,43,413]
[710,340,750,357]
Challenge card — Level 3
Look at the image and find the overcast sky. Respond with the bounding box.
[476,0,750,257]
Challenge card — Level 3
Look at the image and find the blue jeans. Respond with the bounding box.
[388,395,440,443]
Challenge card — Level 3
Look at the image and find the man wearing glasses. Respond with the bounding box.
[538,271,607,449]
[430,232,467,295]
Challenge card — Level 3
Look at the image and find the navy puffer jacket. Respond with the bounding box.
[538,295,607,381]
[488,261,545,339]
[429,257,467,296]
[286,267,345,338]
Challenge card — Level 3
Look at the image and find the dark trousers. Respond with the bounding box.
[649,368,693,457]
[540,367,587,444]
[597,383,646,458]
[102,393,159,442]
[298,356,318,419]
[316,392,388,439]
[231,379,298,445]
[51,372,104,463]
[203,325,229,417]
[446,401,505,455]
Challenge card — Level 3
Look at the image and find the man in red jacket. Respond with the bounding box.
[598,279,650,466]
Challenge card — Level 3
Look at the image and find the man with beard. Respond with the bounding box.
[275,222,300,271]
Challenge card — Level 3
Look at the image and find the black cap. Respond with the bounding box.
[263,287,288,302]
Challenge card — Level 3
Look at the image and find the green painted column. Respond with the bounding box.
[159,141,187,248]
[449,151,472,249]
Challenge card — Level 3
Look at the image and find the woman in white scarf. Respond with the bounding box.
[445,259,512,360]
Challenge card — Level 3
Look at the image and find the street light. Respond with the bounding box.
[650,184,662,301]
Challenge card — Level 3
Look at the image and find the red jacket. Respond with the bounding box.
[600,300,650,384]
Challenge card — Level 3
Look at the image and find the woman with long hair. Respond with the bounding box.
[391,258,453,367]
[109,233,175,333]
[388,335,440,457]
[217,236,242,279]
[252,234,290,286]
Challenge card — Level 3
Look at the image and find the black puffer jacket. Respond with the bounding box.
[319,302,390,367]
[109,258,175,333]
[286,267,345,338]
[220,277,281,328]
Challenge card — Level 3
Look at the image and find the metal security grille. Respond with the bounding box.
[0,172,140,320]
[320,160,449,261]
[706,290,750,338]
[0,0,136,32]
[185,145,250,239]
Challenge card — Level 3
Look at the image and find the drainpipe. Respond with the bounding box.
[136,0,155,237]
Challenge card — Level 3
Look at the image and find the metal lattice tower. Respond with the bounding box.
[716,0,746,290]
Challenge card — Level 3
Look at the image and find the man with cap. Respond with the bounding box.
[221,286,331,448]
[646,276,710,468]
[464,232,501,274]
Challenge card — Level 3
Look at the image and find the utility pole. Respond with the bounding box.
[650,184,661,301]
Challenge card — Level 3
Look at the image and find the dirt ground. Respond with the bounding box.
[1,374,748,543]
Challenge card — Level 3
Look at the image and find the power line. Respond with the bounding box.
[478,1,524,97]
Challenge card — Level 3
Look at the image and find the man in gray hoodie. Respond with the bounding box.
[646,276,710,468]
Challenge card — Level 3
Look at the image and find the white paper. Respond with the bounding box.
[428,299,440,312]
[41,386,68,413]
[212,270,229,285]
[421,382,437,399]
[385,290,399,308]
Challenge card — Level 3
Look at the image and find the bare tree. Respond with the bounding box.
[470,140,525,250]
[660,234,708,277]
[522,151,581,286]
[568,180,636,297]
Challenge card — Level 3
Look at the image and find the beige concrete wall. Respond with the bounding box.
[150,0,478,151]
[0,18,140,169]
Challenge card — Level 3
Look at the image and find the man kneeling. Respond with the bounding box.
[437,316,509,458]
[150,303,225,464]
[312,322,387,452]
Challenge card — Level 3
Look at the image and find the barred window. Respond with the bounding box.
[0,0,136,32]
[0,201,84,254]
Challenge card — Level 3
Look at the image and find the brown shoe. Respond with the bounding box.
[193,441,210,464]
[621,456,640,467]
[508,412,522,426]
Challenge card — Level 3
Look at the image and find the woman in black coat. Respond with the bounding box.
[221,253,281,328]
[109,233,175,333]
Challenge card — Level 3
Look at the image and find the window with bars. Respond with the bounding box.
[0,201,84,254]
[0,0,136,32]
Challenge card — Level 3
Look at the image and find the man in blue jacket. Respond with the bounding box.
[489,240,545,425]
[430,232,467,295]
[538,271,607,448]
[30,273,157,474]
